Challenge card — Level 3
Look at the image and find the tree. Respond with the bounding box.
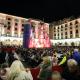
[65,42,68,46]
[71,42,75,46]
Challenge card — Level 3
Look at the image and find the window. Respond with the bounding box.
[61,36,63,39]
[61,33,63,35]
[76,34,79,38]
[15,28,17,31]
[70,31,72,34]
[21,20,25,23]
[8,18,11,20]
[15,23,18,26]
[65,24,67,27]
[22,24,24,27]
[75,30,79,38]
[7,26,11,30]
[54,34,56,36]
[70,27,72,29]
[65,28,67,30]
[7,27,10,30]
[76,30,78,33]
[15,19,19,22]
[65,32,67,35]
[70,22,72,25]
[76,25,78,28]
[4,25,7,28]
[54,30,56,32]
[58,27,59,29]
[65,36,67,39]
[22,28,24,32]
[8,22,10,25]
[70,35,73,38]
[75,20,78,24]
[61,26,63,28]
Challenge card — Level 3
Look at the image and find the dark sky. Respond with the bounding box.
[0,0,80,23]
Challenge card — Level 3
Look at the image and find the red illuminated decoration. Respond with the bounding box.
[28,21,51,48]
[29,29,35,48]
[38,23,51,48]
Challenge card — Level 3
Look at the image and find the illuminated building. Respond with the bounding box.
[0,13,49,46]
[50,18,80,46]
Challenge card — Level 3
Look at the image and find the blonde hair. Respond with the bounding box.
[10,60,25,73]
[43,56,50,63]
[67,59,78,67]
[52,71,61,80]
[8,60,25,80]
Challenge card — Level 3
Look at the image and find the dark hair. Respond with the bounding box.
[1,63,8,68]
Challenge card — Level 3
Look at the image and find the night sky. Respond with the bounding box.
[0,0,80,23]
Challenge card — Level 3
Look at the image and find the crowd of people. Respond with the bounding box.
[0,45,80,80]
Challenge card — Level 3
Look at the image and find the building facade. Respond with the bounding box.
[0,13,49,46]
[50,18,80,46]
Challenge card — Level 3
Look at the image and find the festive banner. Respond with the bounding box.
[23,22,51,48]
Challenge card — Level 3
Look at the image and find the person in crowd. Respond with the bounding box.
[7,60,33,80]
[38,56,52,80]
[72,49,80,64]
[62,59,80,80]
[58,53,67,67]
[52,71,65,80]
[52,52,58,66]
[8,50,20,67]
[0,63,10,80]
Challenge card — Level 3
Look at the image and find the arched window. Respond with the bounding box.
[58,27,59,29]
[15,23,18,26]
[8,18,11,20]
[21,28,24,32]
[15,28,17,31]
[7,26,11,30]
[4,25,7,28]
[70,27,72,29]
[22,24,24,27]
[70,22,72,25]
[61,25,63,28]
[76,25,78,28]
[65,24,68,27]
[75,20,78,24]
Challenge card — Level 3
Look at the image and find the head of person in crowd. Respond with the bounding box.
[67,59,78,73]
[0,63,8,76]
[0,63,10,80]
[7,60,25,79]
[52,71,62,80]
[42,56,50,64]
[10,60,25,74]
[74,49,79,53]
[72,48,80,63]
